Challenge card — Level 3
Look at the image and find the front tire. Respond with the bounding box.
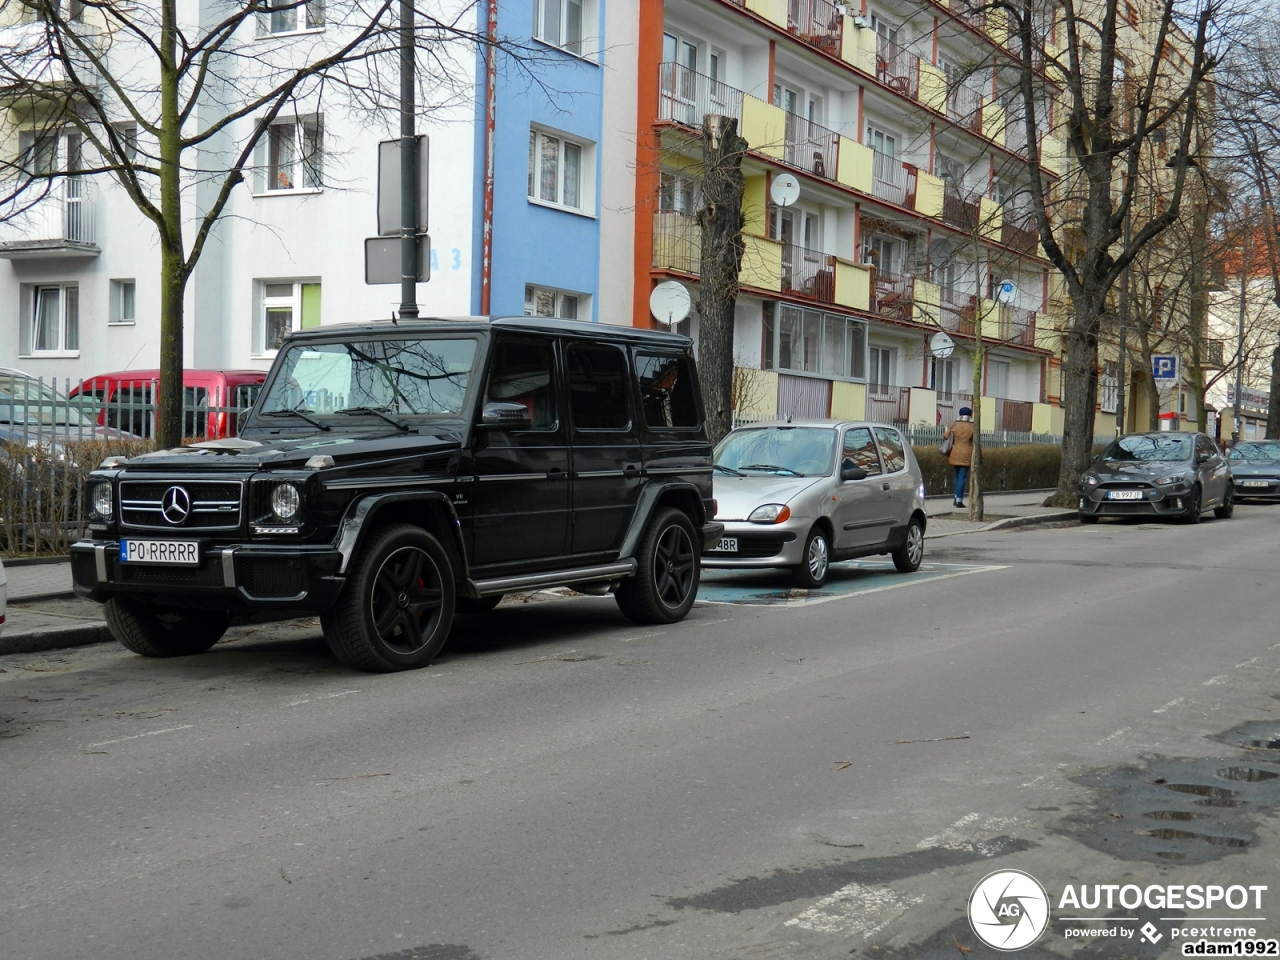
[891,517,925,572]
[104,596,227,657]
[1079,513,1099,524]
[792,526,831,588]
[1214,487,1234,519]
[1181,484,1203,524]
[456,594,503,615]
[615,507,699,624]
[321,524,455,672]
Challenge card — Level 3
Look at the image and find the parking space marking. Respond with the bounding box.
[89,724,193,748]
[697,561,1005,607]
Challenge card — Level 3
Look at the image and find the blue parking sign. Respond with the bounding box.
[1152,355,1178,381]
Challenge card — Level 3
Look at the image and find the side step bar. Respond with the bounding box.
[469,561,637,598]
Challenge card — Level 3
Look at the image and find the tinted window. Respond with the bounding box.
[843,427,883,476]
[635,354,698,428]
[1196,436,1217,460]
[485,337,557,430]
[873,426,907,472]
[566,343,629,430]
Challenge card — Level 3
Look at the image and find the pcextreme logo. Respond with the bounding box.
[968,869,1051,952]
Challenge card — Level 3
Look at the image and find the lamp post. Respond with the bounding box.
[1233,203,1251,443]
[398,0,419,320]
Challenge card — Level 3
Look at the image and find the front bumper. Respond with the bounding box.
[70,540,345,611]
[1078,485,1190,517]
[701,518,805,568]
[700,521,726,553]
[1233,479,1280,499]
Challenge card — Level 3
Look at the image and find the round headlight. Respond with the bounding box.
[91,481,113,519]
[748,503,792,524]
[270,482,301,521]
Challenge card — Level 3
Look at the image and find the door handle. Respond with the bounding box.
[882,482,891,491]
[624,462,641,474]
[548,468,566,481]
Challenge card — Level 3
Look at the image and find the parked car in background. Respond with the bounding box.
[69,369,267,440]
[706,420,928,588]
[1227,440,1280,501]
[1079,432,1233,523]
[0,557,7,635]
[0,367,136,447]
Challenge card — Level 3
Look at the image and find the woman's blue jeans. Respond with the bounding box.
[952,465,970,502]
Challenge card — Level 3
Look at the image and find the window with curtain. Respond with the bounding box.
[527,128,587,211]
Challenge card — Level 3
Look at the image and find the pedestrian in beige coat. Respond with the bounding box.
[943,408,974,508]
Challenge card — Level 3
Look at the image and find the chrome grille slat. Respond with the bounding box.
[119,478,244,531]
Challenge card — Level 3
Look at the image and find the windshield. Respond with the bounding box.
[1102,435,1192,463]
[258,338,479,418]
[1230,441,1280,461]
[715,426,837,477]
[0,375,95,427]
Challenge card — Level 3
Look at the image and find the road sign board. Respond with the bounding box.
[364,235,430,285]
[1151,355,1178,381]
[377,136,429,236]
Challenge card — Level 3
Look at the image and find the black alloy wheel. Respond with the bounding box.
[322,524,455,672]
[1214,486,1234,519]
[1181,484,1202,524]
[104,596,228,657]
[615,507,700,624]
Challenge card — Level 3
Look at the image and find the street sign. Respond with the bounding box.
[929,331,955,359]
[1152,355,1179,381]
[364,235,430,285]
[377,136,429,236]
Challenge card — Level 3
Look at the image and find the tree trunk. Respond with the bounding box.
[968,305,984,522]
[1046,300,1102,507]
[1268,343,1280,440]
[156,0,186,450]
[695,114,747,446]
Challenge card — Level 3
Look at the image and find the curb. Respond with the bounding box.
[984,511,1079,531]
[0,621,113,656]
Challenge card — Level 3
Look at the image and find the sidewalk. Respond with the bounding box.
[924,489,1077,538]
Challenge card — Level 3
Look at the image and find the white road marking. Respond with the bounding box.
[1203,675,1231,686]
[1236,658,1259,669]
[1153,698,1184,714]
[699,565,1007,607]
[286,689,360,708]
[784,882,923,938]
[89,724,193,748]
[1097,728,1129,746]
[917,814,1022,856]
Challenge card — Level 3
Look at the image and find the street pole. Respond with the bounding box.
[1233,204,1250,443]
[1116,212,1131,436]
[398,0,419,319]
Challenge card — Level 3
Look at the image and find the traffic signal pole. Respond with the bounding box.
[399,0,419,319]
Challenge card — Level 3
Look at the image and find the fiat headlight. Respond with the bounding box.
[748,503,791,524]
[270,482,301,521]
[90,481,113,519]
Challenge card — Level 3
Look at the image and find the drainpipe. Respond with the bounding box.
[479,0,498,314]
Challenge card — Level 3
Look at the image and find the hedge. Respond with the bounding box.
[914,443,1067,497]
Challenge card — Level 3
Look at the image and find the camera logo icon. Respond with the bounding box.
[967,869,1050,951]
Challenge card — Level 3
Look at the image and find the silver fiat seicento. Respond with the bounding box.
[705,420,928,588]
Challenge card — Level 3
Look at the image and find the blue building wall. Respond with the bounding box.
[471,0,605,319]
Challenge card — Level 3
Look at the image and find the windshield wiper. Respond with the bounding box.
[714,463,745,476]
[260,408,330,431]
[337,406,410,431]
[740,463,802,476]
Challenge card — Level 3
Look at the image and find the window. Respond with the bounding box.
[26,284,79,355]
[863,235,896,275]
[774,306,866,379]
[635,354,699,428]
[109,279,136,324]
[534,0,584,54]
[566,343,629,429]
[528,128,585,211]
[1100,360,1118,414]
[659,171,698,214]
[773,83,799,114]
[869,346,896,390]
[931,357,955,397]
[987,357,1010,398]
[663,33,698,71]
[254,116,323,192]
[258,0,324,34]
[873,427,907,472]
[16,129,81,177]
[256,280,320,356]
[524,284,581,319]
[112,122,138,162]
[869,13,898,42]
[843,427,883,476]
[485,337,557,429]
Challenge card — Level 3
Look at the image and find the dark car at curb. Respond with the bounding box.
[1227,440,1280,501]
[70,317,723,672]
[1078,431,1233,524]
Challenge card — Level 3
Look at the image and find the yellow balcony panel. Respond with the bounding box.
[914,171,944,218]
[743,175,768,237]
[742,95,786,161]
[837,138,873,193]
[918,62,947,114]
[841,17,878,73]
[986,8,1009,46]
[1040,134,1066,176]
[982,101,1005,146]
[908,387,938,426]
[747,0,788,28]
[912,279,940,324]
[834,259,870,311]
[742,234,783,292]
[1031,402,1054,435]
[830,380,867,420]
[979,197,1003,240]
[735,368,778,420]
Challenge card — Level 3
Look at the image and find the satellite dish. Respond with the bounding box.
[930,331,956,359]
[996,279,1018,305]
[649,280,692,327]
[770,173,801,207]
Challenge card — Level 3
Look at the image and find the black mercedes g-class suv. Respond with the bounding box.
[71,317,722,672]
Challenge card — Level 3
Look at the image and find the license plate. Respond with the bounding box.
[1242,480,1271,488]
[714,537,739,553]
[1106,490,1143,500]
[120,540,200,565]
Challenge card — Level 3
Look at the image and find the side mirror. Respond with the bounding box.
[1196,451,1211,464]
[841,460,868,482]
[477,401,531,430]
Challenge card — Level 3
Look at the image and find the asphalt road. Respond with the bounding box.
[4,507,1280,960]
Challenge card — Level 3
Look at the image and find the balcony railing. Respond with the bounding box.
[652,211,700,274]
[947,82,984,135]
[997,304,1036,347]
[870,151,912,206]
[1001,216,1040,255]
[0,177,98,258]
[787,0,843,57]
[784,112,839,180]
[942,187,982,231]
[867,385,911,425]
[1202,339,1225,368]
[869,268,914,320]
[936,391,975,422]
[877,38,920,99]
[781,243,835,302]
[658,62,743,129]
